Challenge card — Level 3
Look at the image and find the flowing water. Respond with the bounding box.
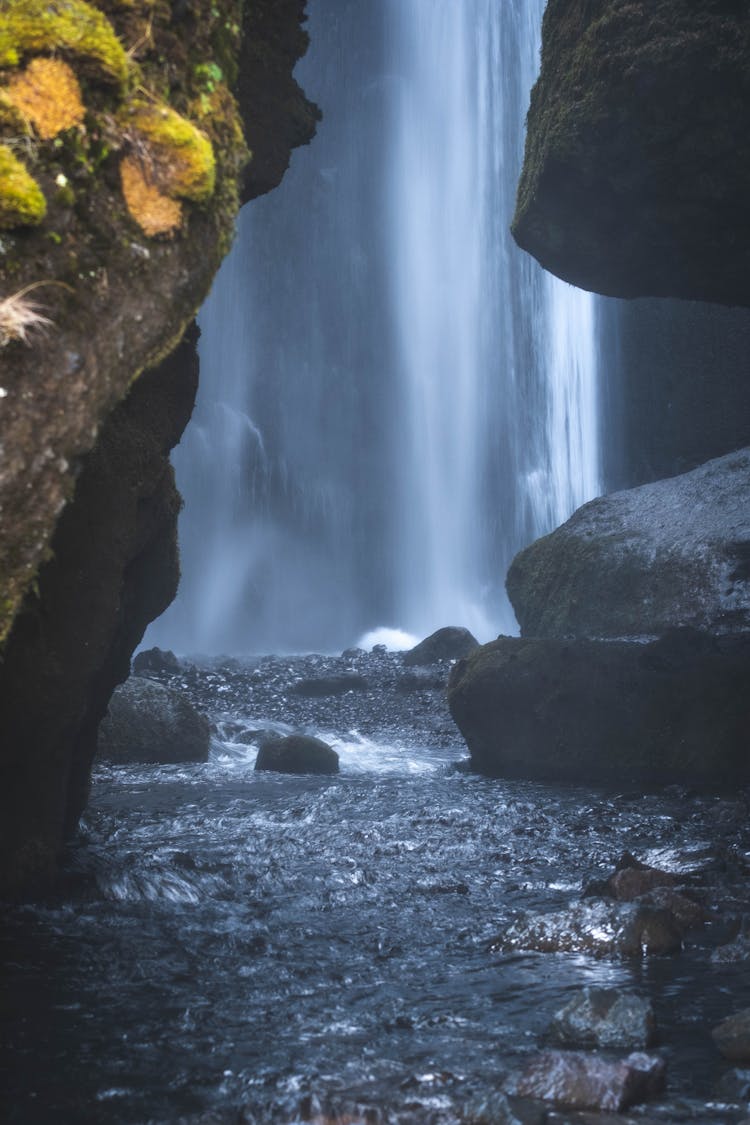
[148,0,600,656]
[2,654,750,1125]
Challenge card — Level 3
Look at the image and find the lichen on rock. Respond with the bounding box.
[5,57,86,139]
[0,0,130,86]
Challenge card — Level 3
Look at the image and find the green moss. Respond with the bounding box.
[0,0,130,87]
[123,99,216,202]
[0,145,46,228]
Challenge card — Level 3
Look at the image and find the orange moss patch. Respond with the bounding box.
[120,155,182,236]
[5,58,85,140]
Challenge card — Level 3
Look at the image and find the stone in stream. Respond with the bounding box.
[714,1068,750,1103]
[492,900,683,958]
[97,676,210,764]
[403,625,479,666]
[549,987,657,1050]
[712,1009,750,1061]
[254,733,339,775]
[508,1050,666,1113]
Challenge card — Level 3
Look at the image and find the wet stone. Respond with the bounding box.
[508,1050,666,1113]
[712,1009,750,1061]
[403,626,479,666]
[493,900,683,958]
[714,1067,750,1103]
[254,733,339,775]
[549,988,657,1050]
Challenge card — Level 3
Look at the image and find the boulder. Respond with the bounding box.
[447,632,750,788]
[98,677,210,765]
[132,647,182,677]
[508,1051,666,1113]
[549,988,657,1050]
[511,0,750,307]
[290,674,368,697]
[403,626,479,666]
[507,449,750,641]
[255,734,339,775]
[712,1009,750,1062]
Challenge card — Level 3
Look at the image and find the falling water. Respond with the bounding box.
[147,0,600,656]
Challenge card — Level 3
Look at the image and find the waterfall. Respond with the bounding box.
[147,0,600,656]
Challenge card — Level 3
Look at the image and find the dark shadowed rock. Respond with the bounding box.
[550,988,657,1050]
[447,632,750,788]
[98,677,210,765]
[507,450,750,641]
[255,734,339,775]
[512,0,750,307]
[712,1009,750,1062]
[508,1050,666,1112]
[133,647,182,677]
[403,626,480,666]
[291,675,368,697]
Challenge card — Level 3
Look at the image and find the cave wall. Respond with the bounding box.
[600,297,750,491]
[0,0,318,896]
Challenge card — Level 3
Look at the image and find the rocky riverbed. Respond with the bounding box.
[3,644,750,1124]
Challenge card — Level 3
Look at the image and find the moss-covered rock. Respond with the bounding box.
[0,0,130,86]
[0,143,46,227]
[121,99,216,202]
[512,0,750,305]
[0,0,319,894]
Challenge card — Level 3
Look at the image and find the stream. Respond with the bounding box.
[2,650,750,1124]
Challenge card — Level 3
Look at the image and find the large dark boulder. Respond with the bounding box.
[507,449,750,640]
[512,0,750,306]
[98,677,210,765]
[403,626,480,666]
[447,631,750,788]
[255,734,339,775]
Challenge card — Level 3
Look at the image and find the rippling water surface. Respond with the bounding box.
[2,660,750,1124]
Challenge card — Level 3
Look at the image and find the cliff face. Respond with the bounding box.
[512,0,750,305]
[0,0,318,894]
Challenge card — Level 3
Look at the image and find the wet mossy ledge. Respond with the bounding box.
[512,0,750,305]
[0,0,252,648]
[0,0,318,895]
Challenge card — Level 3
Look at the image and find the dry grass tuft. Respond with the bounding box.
[0,282,73,347]
[5,58,86,140]
[120,154,182,237]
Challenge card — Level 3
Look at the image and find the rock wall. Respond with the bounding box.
[0,1,318,895]
[512,0,750,305]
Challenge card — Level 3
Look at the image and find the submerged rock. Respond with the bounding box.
[549,988,657,1050]
[255,733,339,775]
[712,1009,750,1062]
[508,1050,666,1113]
[507,449,750,641]
[98,677,210,765]
[403,626,480,666]
[492,900,683,958]
[447,632,750,788]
